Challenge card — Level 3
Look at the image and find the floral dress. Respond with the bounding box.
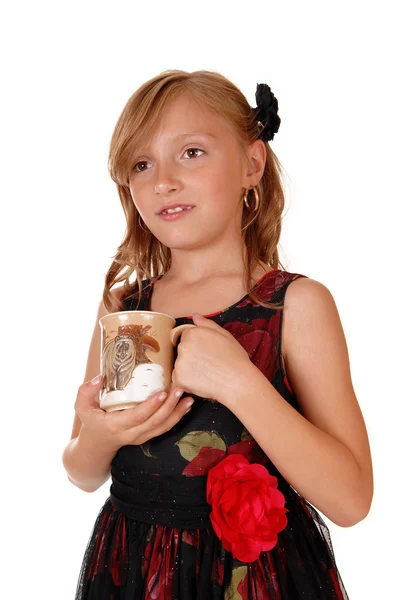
[74,269,349,599]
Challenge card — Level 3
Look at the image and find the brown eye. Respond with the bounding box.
[184,148,204,158]
[133,161,149,173]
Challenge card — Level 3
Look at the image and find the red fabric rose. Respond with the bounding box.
[206,454,289,563]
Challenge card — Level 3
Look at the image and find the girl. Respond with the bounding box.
[64,70,373,599]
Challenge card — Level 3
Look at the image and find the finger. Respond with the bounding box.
[110,386,185,430]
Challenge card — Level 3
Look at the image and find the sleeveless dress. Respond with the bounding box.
[74,269,349,600]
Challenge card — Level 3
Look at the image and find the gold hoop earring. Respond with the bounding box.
[243,186,260,211]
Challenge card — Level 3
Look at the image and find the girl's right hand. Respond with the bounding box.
[74,375,194,451]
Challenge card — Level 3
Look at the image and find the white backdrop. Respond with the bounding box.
[1,1,412,598]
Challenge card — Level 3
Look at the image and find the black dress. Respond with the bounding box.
[74,269,349,599]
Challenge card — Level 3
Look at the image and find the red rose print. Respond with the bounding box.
[224,313,281,381]
[215,556,225,586]
[143,527,177,598]
[182,439,269,477]
[88,511,111,580]
[228,439,269,466]
[182,447,226,476]
[329,567,343,597]
[206,454,289,562]
[237,571,249,598]
[109,515,128,586]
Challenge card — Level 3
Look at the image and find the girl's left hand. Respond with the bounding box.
[171,313,253,404]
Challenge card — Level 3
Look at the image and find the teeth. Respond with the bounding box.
[161,206,192,214]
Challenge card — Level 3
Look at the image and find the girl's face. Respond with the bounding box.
[128,94,255,251]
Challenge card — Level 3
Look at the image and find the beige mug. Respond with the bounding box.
[98,310,195,412]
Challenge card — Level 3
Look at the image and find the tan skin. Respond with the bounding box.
[69,94,373,523]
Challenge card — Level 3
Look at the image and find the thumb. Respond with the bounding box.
[88,374,103,387]
[192,313,221,328]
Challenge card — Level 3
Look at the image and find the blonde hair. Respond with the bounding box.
[103,69,289,314]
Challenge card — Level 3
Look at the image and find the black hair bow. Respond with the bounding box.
[253,83,281,141]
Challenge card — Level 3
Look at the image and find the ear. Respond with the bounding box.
[241,139,267,190]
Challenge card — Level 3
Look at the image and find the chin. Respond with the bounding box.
[159,233,207,251]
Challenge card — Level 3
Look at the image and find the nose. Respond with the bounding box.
[153,181,178,195]
[153,160,180,195]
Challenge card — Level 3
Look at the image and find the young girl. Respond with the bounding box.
[64,70,373,599]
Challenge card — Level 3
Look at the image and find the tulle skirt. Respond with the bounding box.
[74,476,348,600]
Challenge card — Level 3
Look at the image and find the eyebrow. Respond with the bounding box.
[176,132,218,139]
[134,132,218,157]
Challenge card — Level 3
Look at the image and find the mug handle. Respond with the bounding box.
[170,323,196,347]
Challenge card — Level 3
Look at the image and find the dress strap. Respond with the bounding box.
[269,272,308,305]
[271,273,308,398]
[119,280,151,312]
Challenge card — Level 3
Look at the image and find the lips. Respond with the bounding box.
[157,206,195,222]
[157,204,195,215]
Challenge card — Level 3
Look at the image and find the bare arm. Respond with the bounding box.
[62,287,124,493]
[62,426,117,493]
[224,278,373,527]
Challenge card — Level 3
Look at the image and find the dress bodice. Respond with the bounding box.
[111,269,307,482]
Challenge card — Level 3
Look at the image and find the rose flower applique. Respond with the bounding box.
[206,454,289,563]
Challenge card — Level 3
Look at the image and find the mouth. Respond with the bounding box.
[157,204,195,216]
[157,206,195,221]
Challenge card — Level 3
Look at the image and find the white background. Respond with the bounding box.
[1,1,412,598]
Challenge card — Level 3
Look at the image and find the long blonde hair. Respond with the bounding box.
[103,69,289,313]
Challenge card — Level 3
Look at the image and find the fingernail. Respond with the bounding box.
[90,375,102,386]
[175,389,184,398]
[158,392,168,401]
[186,400,194,409]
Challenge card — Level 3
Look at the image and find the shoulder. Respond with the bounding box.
[282,277,343,363]
[283,275,336,312]
[282,275,352,420]
[280,275,348,401]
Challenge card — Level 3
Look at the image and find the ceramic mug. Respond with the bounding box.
[98,310,195,412]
